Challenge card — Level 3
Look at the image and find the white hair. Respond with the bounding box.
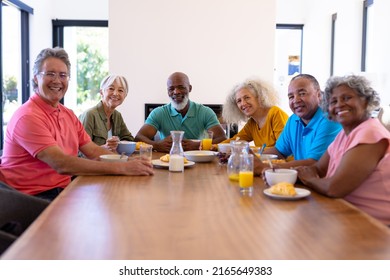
[222,78,279,123]
[100,74,129,94]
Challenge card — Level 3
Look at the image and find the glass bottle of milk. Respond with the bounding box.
[169,131,185,172]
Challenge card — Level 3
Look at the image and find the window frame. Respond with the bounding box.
[330,13,337,76]
[52,19,108,48]
[361,0,374,71]
[51,19,108,106]
[276,24,304,74]
[0,0,33,149]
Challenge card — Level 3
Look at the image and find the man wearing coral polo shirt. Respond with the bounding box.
[0,47,153,201]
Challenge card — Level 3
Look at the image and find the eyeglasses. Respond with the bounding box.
[39,71,70,81]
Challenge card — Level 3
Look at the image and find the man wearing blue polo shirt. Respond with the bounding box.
[135,72,227,153]
[255,74,341,174]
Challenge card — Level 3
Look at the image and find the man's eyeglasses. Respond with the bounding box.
[39,71,70,81]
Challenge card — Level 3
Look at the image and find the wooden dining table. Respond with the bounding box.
[2,152,390,260]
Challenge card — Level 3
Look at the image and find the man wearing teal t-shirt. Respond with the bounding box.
[135,72,227,152]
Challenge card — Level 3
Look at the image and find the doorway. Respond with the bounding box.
[274,24,303,114]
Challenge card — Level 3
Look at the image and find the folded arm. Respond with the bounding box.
[297,140,388,197]
[135,124,172,153]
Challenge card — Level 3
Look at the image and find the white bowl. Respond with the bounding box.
[265,168,298,186]
[184,150,215,162]
[217,143,231,153]
[100,154,129,162]
[116,141,136,155]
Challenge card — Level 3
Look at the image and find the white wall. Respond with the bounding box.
[20,0,390,131]
[277,0,389,107]
[277,0,361,86]
[365,0,390,107]
[109,0,277,135]
[22,0,108,88]
[23,0,54,61]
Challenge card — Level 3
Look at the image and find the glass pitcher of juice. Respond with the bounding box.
[227,140,249,181]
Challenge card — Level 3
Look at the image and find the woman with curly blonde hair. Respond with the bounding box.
[221,78,288,148]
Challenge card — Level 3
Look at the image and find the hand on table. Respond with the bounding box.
[122,157,154,176]
[154,136,173,153]
[295,166,319,186]
[182,139,201,151]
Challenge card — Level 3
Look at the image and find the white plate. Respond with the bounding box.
[184,150,216,162]
[263,187,311,200]
[152,159,195,168]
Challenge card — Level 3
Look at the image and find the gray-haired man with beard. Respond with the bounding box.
[135,72,227,153]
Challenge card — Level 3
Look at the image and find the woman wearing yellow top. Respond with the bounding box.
[221,78,288,148]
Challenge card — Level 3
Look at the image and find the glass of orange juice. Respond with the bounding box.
[201,130,213,150]
[239,154,254,193]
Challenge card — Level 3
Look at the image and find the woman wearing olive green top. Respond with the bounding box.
[221,78,288,148]
[79,75,134,152]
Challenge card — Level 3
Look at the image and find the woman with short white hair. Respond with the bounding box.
[79,74,134,152]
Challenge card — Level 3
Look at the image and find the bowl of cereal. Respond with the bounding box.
[100,154,129,162]
[184,150,216,163]
[264,168,298,186]
[116,141,136,155]
[217,143,231,154]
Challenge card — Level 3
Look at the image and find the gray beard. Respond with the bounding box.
[170,95,189,111]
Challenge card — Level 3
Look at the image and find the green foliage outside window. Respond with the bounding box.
[2,76,18,103]
[3,76,17,92]
[76,42,108,105]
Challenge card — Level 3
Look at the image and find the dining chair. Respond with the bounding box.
[222,123,238,138]
[378,105,390,132]
[0,182,49,255]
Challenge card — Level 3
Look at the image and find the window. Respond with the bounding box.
[0,0,33,149]
[52,20,108,116]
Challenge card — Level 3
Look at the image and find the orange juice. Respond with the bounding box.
[239,171,253,188]
[228,173,239,182]
[202,138,212,150]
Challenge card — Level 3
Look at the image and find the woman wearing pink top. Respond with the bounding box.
[296,75,390,225]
